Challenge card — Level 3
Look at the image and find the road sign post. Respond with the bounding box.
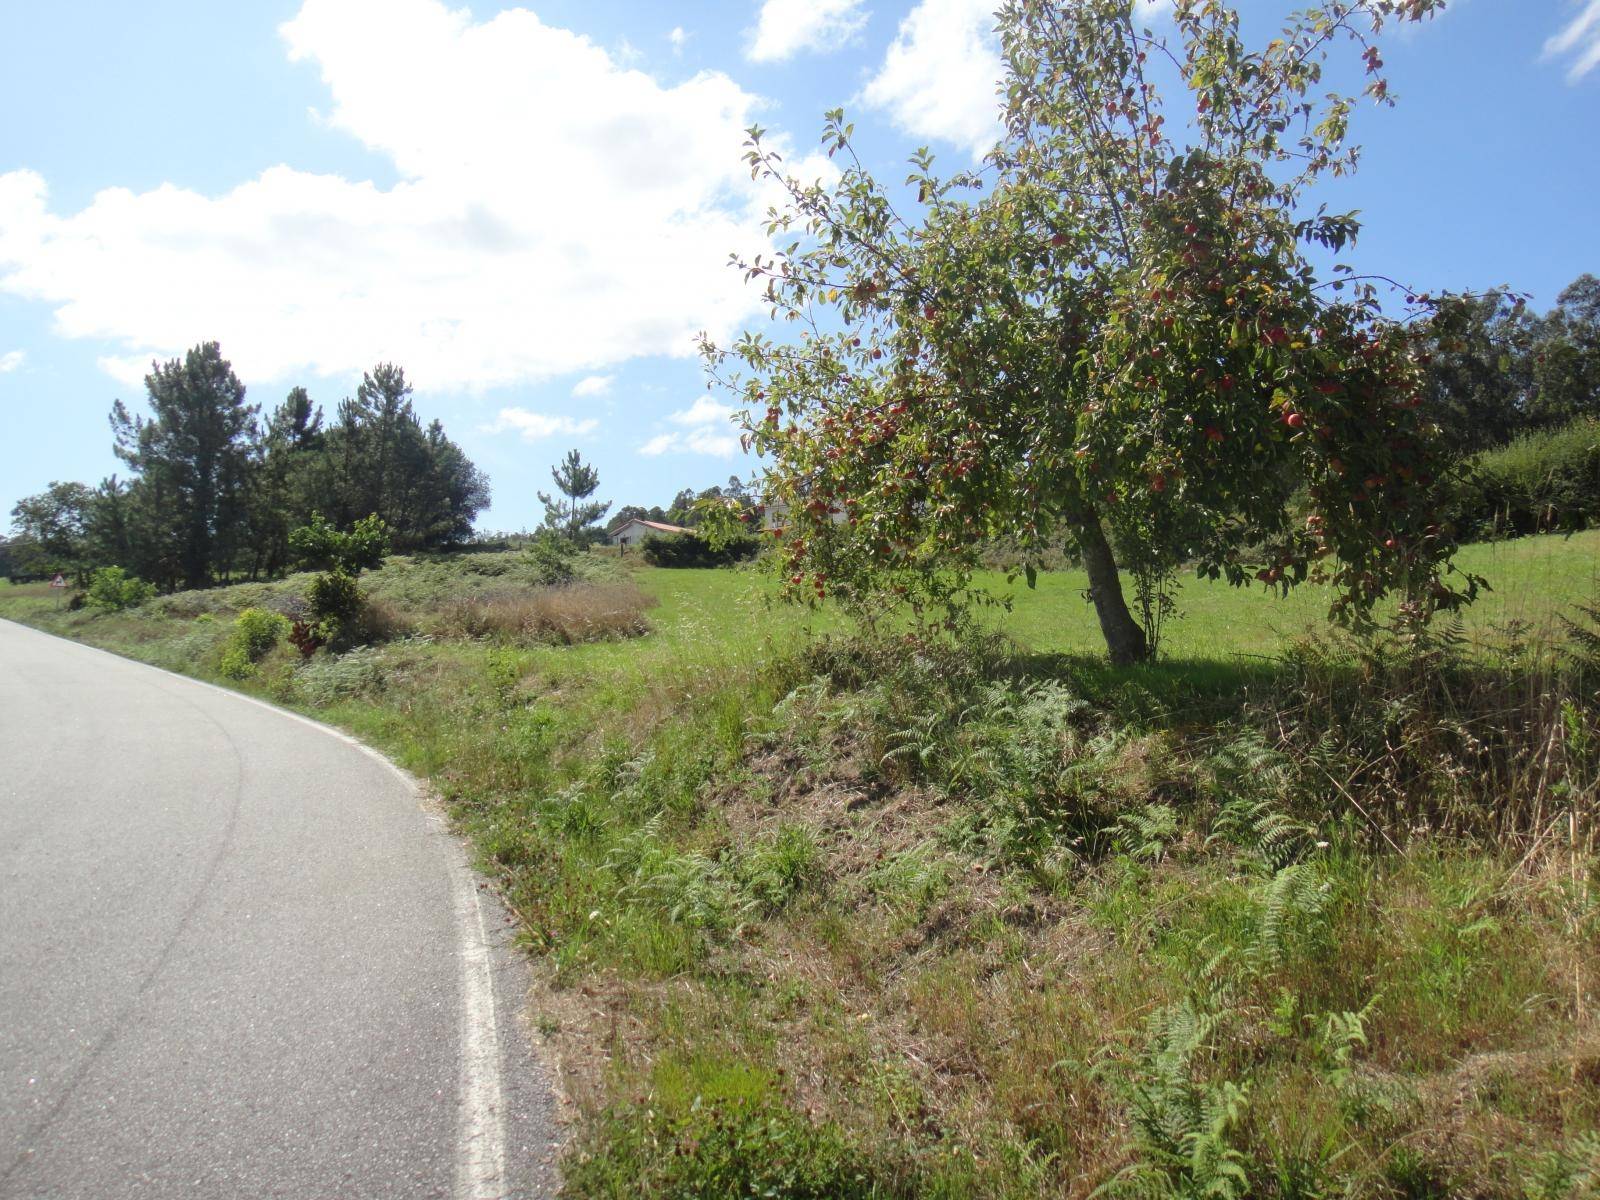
[50,573,67,607]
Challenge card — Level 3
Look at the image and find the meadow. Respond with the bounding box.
[2,530,1598,1198]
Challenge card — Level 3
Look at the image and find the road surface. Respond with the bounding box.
[0,619,557,1198]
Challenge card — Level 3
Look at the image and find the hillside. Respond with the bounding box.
[2,532,1598,1198]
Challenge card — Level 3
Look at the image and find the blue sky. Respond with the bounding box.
[2,0,1596,531]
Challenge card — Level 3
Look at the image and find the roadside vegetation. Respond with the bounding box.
[2,531,1597,1198]
[4,1,1599,1195]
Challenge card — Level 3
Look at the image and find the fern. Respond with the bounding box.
[1204,732,1313,872]
[604,817,739,934]
[1562,599,1600,666]
[1113,802,1182,863]
[1208,795,1313,872]
[1095,1000,1254,1200]
[1315,999,1374,1089]
[1522,1131,1600,1200]
[1250,863,1332,970]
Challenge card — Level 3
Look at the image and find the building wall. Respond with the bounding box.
[611,522,684,547]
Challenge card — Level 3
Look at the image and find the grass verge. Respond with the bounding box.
[2,534,1598,1198]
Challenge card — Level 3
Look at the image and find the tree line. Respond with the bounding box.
[605,476,755,534]
[5,342,489,589]
[1417,273,1600,455]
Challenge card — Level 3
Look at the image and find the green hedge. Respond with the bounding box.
[1450,417,1600,540]
[639,531,760,568]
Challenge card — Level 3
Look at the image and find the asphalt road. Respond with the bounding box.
[0,619,558,1199]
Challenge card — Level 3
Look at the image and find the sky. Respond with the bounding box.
[1,0,1596,531]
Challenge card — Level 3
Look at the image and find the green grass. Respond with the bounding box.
[993,529,1600,659]
[2,532,1597,1199]
[621,528,1600,668]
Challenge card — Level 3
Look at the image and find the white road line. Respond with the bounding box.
[450,855,509,1200]
[0,624,514,1199]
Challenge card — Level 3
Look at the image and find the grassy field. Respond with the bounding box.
[2,532,1597,1198]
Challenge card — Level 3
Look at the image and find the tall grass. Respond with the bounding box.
[432,580,655,645]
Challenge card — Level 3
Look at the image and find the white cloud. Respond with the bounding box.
[571,373,614,397]
[0,350,23,373]
[1545,0,1600,82]
[0,0,824,391]
[668,26,688,53]
[669,394,734,425]
[484,408,600,441]
[639,394,742,456]
[94,353,149,388]
[747,0,867,62]
[860,0,1004,159]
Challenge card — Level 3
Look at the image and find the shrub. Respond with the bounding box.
[640,531,759,568]
[526,530,579,585]
[1449,417,1600,539]
[289,512,391,573]
[305,569,367,649]
[84,566,157,611]
[218,607,291,679]
[434,582,653,645]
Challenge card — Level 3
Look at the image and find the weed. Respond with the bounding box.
[218,606,290,679]
[566,1089,901,1199]
[434,581,653,645]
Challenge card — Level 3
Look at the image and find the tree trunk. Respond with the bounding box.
[1075,514,1150,667]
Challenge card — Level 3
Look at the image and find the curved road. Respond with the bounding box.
[0,620,557,1199]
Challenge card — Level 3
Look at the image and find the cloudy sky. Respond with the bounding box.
[2,0,1597,529]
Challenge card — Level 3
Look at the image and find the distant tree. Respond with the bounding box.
[1531,274,1600,428]
[0,536,28,581]
[608,504,665,531]
[8,481,95,583]
[111,342,258,589]
[539,449,610,543]
[1414,293,1537,455]
[311,365,489,550]
[85,476,137,572]
[246,386,325,579]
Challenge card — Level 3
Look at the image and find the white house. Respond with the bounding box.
[608,518,692,548]
[759,499,847,532]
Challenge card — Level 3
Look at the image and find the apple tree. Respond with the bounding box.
[703,0,1484,664]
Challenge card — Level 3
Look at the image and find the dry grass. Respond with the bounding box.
[433,580,655,645]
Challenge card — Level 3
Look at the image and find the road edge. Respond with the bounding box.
[0,619,560,1199]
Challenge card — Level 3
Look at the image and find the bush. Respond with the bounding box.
[640,531,759,568]
[1449,417,1600,539]
[526,530,579,585]
[84,566,157,612]
[305,569,367,649]
[289,512,391,573]
[218,607,291,679]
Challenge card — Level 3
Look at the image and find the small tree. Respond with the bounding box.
[706,0,1483,664]
[288,514,392,651]
[538,450,611,544]
[289,512,391,574]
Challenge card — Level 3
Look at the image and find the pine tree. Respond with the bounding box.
[110,342,258,589]
[538,449,610,544]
